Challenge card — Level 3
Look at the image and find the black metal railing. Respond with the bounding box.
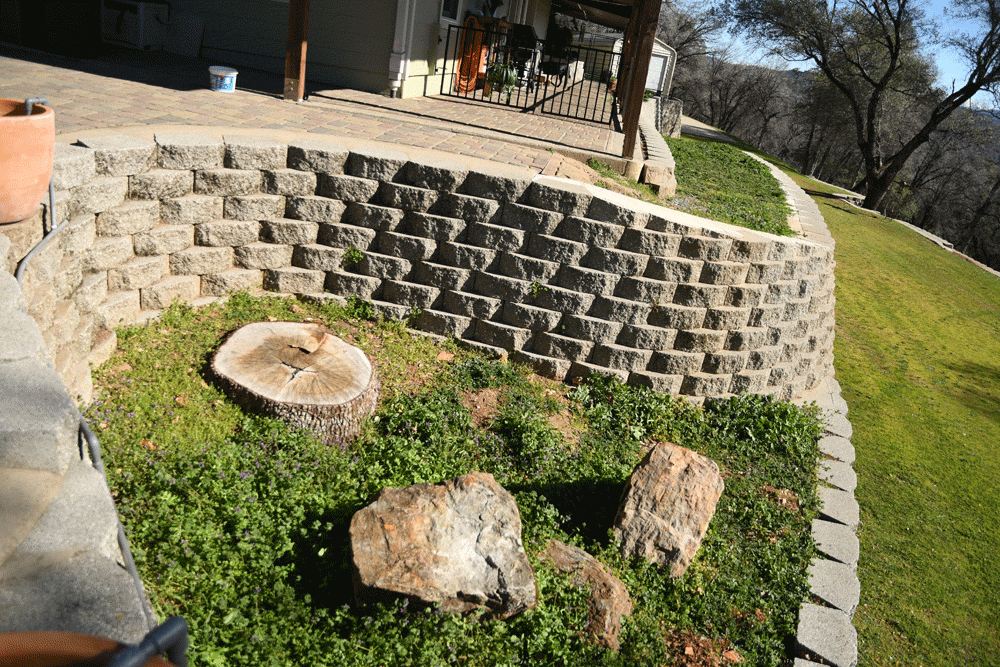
[440,23,619,125]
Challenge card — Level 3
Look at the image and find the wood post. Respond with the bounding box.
[621,0,661,160]
[284,0,310,101]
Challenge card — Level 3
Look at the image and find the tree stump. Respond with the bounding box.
[212,321,378,444]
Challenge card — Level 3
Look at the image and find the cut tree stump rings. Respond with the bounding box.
[212,321,379,444]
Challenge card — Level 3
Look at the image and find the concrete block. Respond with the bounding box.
[95,200,159,237]
[412,262,471,291]
[498,252,559,283]
[374,182,437,212]
[263,267,324,294]
[591,343,652,373]
[628,370,682,394]
[618,228,680,258]
[381,280,440,309]
[702,350,748,374]
[84,236,133,272]
[77,135,155,176]
[201,269,263,296]
[558,265,619,294]
[16,460,118,560]
[404,212,465,242]
[133,224,192,256]
[501,202,562,234]
[0,358,80,475]
[108,255,168,291]
[287,195,347,223]
[555,216,624,247]
[412,309,473,338]
[442,290,501,319]
[161,194,223,226]
[141,275,200,309]
[699,260,750,285]
[293,244,347,272]
[567,360,629,384]
[56,214,96,256]
[649,350,704,375]
[473,271,531,302]
[729,368,770,393]
[0,271,27,314]
[728,238,772,263]
[617,323,676,350]
[647,304,706,330]
[438,242,497,271]
[353,251,410,280]
[170,246,233,275]
[809,558,860,617]
[582,246,647,277]
[234,242,293,270]
[129,169,192,200]
[224,135,287,170]
[473,319,531,349]
[533,331,594,361]
[155,133,224,169]
[325,271,381,300]
[73,272,108,315]
[345,202,405,231]
[72,177,128,215]
[0,310,47,364]
[588,295,651,324]
[510,350,570,381]
[194,169,260,196]
[704,306,752,330]
[745,261,784,284]
[346,146,407,181]
[263,169,317,197]
[460,168,531,202]
[404,158,468,192]
[644,256,703,282]
[370,299,410,321]
[680,372,731,397]
[288,139,348,173]
[745,345,781,370]
[768,239,798,261]
[377,231,435,261]
[614,276,674,305]
[52,143,96,190]
[767,281,801,306]
[749,303,784,328]
[813,519,859,570]
[466,222,524,252]
[525,179,591,216]
[534,284,594,316]
[818,486,860,530]
[316,173,375,202]
[526,233,587,264]
[726,284,767,308]
[89,329,117,368]
[502,302,561,331]
[317,222,377,251]
[195,220,259,247]
[561,314,622,344]
[673,329,727,353]
[261,218,318,245]
[431,192,500,224]
[673,284,728,308]
[225,194,285,221]
[819,435,855,465]
[825,411,853,439]
[796,603,858,667]
[678,236,733,262]
[0,549,147,644]
[586,196,649,227]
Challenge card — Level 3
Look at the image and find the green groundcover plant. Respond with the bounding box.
[88,294,823,667]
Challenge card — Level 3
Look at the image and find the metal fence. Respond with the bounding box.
[440,22,618,125]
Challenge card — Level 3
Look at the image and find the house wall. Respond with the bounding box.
[5,133,835,405]
[169,0,396,94]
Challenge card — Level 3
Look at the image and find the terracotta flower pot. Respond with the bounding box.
[0,99,55,224]
[0,630,172,666]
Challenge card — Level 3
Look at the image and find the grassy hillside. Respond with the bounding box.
[789,179,1000,666]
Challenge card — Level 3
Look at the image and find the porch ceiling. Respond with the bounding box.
[550,0,633,30]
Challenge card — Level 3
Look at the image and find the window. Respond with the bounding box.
[441,0,460,22]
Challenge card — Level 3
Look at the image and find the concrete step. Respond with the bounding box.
[0,549,148,644]
[16,459,120,562]
[0,467,65,565]
[0,358,80,475]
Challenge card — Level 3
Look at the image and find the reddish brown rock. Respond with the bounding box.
[350,472,537,619]
[614,441,724,577]
[540,540,633,651]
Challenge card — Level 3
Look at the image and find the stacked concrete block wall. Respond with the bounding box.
[4,133,835,404]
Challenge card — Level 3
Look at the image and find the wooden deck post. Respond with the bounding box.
[284,0,310,101]
[621,0,661,160]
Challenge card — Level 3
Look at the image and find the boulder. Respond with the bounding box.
[540,540,633,651]
[613,442,724,577]
[350,472,537,619]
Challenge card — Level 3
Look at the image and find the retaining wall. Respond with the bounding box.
[3,133,835,404]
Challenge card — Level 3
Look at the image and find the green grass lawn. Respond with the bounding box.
[786,177,1000,666]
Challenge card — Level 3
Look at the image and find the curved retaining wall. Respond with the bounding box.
[4,133,835,404]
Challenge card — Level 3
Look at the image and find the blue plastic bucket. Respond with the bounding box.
[208,66,238,93]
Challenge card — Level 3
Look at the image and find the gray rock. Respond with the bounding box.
[225,194,285,221]
[808,558,860,617]
[264,169,318,196]
[161,194,224,226]
[819,435,855,465]
[818,486,860,530]
[155,134,224,170]
[234,242,293,270]
[263,267,324,293]
[194,169,260,197]
[346,146,408,181]
[461,167,531,202]
[108,255,169,291]
[796,603,858,667]
[614,441,724,576]
[201,269,262,296]
[140,275,200,309]
[261,219,319,245]
[72,177,129,216]
[95,200,159,237]
[404,158,468,192]
[77,135,155,177]
[129,169,193,200]
[224,135,287,170]
[52,143,96,190]
[351,472,537,619]
[525,179,592,216]
[195,220,260,247]
[170,247,233,276]
[287,139,349,173]
[820,459,857,493]
[812,519,859,570]
[0,310,47,363]
[133,224,193,256]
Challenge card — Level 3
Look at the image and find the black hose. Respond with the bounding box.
[107,616,189,667]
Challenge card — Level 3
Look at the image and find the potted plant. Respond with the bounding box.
[485,59,518,101]
[607,75,617,92]
[0,99,54,224]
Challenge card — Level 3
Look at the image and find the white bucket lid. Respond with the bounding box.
[209,66,238,76]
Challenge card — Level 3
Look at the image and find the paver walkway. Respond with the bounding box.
[0,43,623,171]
